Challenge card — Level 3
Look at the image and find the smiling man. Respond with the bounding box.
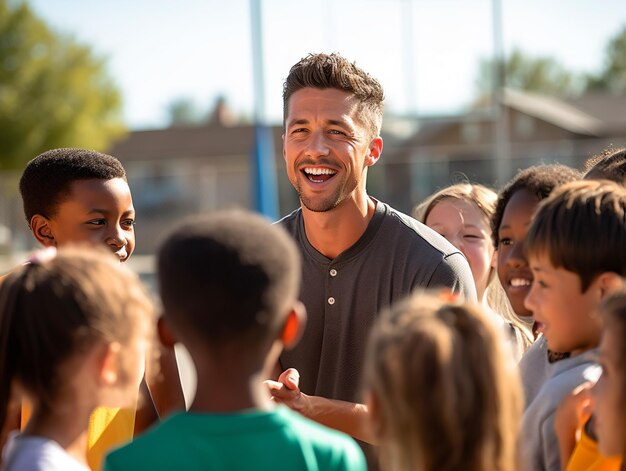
[268,53,476,469]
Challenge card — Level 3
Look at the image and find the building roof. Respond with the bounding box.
[109,123,284,163]
[566,93,626,135]
[503,89,603,136]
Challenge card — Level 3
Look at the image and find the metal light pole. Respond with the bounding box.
[250,0,279,220]
[492,0,512,186]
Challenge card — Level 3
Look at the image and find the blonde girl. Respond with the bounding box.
[0,247,154,470]
[364,291,523,471]
[414,183,533,356]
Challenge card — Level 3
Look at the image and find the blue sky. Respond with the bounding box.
[27,0,626,129]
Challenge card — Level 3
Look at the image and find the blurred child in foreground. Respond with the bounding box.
[104,210,366,471]
[364,291,523,471]
[0,247,154,470]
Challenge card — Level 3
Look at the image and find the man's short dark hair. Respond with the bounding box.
[19,148,126,223]
[525,180,626,292]
[283,53,385,138]
[583,147,626,185]
[491,164,581,247]
[157,210,301,349]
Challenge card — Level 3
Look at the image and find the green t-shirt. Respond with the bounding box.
[103,406,366,471]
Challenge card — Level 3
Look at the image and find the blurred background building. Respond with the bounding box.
[2,0,626,259]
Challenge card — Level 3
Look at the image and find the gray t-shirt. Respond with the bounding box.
[520,349,601,471]
[279,200,476,402]
[519,335,551,407]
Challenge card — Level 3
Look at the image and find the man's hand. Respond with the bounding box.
[265,368,311,416]
[265,367,375,443]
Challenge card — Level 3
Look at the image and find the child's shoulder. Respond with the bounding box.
[4,432,88,471]
[103,413,185,470]
[529,350,601,418]
[104,408,366,471]
[263,407,367,470]
[546,350,601,391]
[276,406,358,445]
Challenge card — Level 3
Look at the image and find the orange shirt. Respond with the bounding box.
[566,418,622,471]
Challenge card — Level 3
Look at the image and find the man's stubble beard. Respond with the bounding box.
[294,173,360,213]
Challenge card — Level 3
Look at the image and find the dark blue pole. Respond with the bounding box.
[251,124,279,220]
[250,0,279,220]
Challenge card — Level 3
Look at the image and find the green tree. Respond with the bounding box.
[586,26,626,93]
[0,0,125,170]
[167,97,204,126]
[477,48,583,97]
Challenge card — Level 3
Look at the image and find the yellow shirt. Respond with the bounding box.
[566,418,622,471]
[21,402,136,471]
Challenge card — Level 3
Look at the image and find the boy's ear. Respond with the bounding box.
[597,272,625,298]
[99,342,122,386]
[30,214,56,247]
[157,316,178,349]
[280,301,307,350]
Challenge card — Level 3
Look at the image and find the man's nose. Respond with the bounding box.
[304,131,330,158]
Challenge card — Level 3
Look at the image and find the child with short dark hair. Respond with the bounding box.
[5,148,184,471]
[19,148,134,260]
[492,164,581,405]
[103,210,366,471]
[552,153,626,471]
[519,180,626,471]
[364,291,523,471]
[0,247,154,470]
[583,147,626,184]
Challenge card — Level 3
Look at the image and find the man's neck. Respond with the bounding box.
[301,194,376,260]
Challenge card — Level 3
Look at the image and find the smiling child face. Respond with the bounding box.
[45,178,136,262]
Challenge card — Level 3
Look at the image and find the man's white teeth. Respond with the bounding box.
[304,168,336,175]
[510,278,531,287]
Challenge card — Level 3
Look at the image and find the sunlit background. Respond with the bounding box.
[3,0,626,406]
[2,0,626,260]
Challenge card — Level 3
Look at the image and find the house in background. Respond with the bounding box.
[106,91,626,254]
[109,101,298,254]
[383,89,626,212]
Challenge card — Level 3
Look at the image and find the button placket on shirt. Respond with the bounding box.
[327,267,338,305]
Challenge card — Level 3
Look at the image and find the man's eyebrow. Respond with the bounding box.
[286,118,351,128]
[286,118,309,127]
[327,119,349,128]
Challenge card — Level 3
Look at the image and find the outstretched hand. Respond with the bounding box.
[266,367,374,443]
[265,368,310,416]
